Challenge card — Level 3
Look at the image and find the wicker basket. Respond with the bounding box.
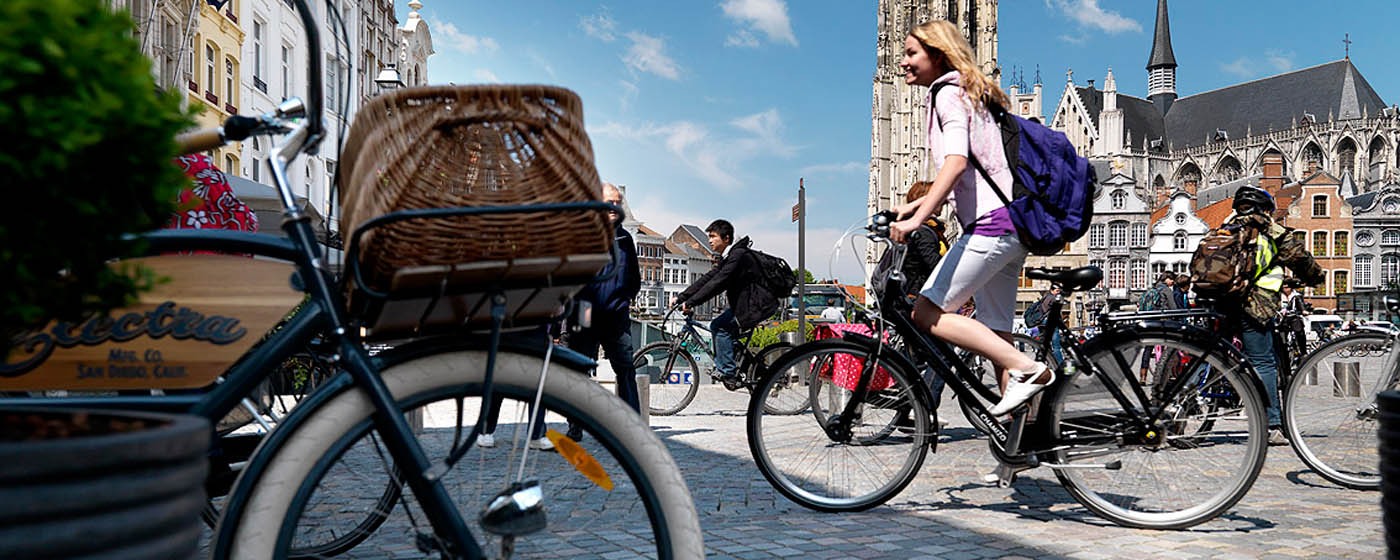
[338,85,611,337]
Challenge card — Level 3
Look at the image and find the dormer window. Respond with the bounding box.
[1149,137,1164,152]
[1213,129,1228,142]
[1302,111,1317,125]
[1175,214,1186,225]
[1111,190,1126,209]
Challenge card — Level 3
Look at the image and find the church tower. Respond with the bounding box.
[1146,0,1177,115]
[869,0,998,215]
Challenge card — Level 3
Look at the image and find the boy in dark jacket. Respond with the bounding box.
[566,183,642,438]
[677,219,777,386]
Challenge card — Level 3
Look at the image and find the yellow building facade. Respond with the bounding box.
[187,0,245,170]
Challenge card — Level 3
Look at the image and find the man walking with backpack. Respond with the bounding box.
[676,219,781,388]
[1193,185,1323,445]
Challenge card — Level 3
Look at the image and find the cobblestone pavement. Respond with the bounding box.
[203,383,1383,559]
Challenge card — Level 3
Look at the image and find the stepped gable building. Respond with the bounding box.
[1051,0,1399,214]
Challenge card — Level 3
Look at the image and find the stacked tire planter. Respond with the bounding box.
[1380,391,1400,559]
[0,408,209,559]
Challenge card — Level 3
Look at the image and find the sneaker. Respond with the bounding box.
[988,363,1055,416]
[715,373,741,391]
[475,433,496,448]
[1268,428,1289,446]
[529,437,556,452]
[566,424,585,442]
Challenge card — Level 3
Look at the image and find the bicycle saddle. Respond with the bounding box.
[1026,266,1103,292]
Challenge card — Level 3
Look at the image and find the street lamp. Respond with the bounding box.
[374,64,405,90]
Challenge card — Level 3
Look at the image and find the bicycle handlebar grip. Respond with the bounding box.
[221,116,262,141]
[174,128,225,155]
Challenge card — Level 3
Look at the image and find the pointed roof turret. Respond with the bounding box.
[1146,0,1177,70]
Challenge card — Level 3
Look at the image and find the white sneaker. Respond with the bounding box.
[988,363,1055,416]
[529,437,555,451]
[475,433,496,448]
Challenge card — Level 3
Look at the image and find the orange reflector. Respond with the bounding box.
[545,428,613,491]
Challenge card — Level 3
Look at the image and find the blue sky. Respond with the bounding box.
[401,1,1400,283]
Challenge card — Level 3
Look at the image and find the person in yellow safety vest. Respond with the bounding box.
[1221,185,1325,446]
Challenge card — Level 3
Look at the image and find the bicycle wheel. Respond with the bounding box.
[1285,331,1395,490]
[751,342,807,415]
[1047,329,1267,529]
[634,342,700,416]
[217,349,703,559]
[748,339,931,512]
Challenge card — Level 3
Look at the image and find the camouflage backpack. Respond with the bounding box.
[1189,222,1260,298]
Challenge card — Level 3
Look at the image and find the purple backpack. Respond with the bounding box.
[930,83,1096,256]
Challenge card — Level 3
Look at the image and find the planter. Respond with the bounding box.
[0,408,209,559]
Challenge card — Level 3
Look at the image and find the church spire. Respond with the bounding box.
[1146,0,1177,115]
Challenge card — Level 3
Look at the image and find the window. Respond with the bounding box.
[224,58,235,107]
[1111,190,1126,209]
[250,157,260,182]
[1152,261,1166,276]
[281,45,292,100]
[1089,259,1104,275]
[1334,270,1349,294]
[1131,223,1148,247]
[205,43,216,95]
[1312,231,1328,257]
[224,153,237,174]
[1109,221,1127,248]
[326,59,338,111]
[1383,255,1400,286]
[1312,195,1328,217]
[1291,231,1306,248]
[1108,259,1126,289]
[1131,259,1148,290]
[1385,230,1400,246]
[1356,255,1374,287]
[1173,231,1188,251]
[1334,231,1349,257]
[252,20,265,81]
[1018,269,1033,288]
[1172,261,1188,274]
[1089,223,1105,248]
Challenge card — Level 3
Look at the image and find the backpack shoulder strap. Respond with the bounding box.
[926,82,1014,207]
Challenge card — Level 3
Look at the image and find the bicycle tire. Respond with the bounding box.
[1046,329,1267,529]
[635,342,701,416]
[748,339,931,512]
[217,350,703,559]
[751,342,806,415]
[1284,331,1394,490]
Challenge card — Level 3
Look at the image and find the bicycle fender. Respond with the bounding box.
[375,334,597,375]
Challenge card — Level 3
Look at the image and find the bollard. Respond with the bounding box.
[1304,364,1318,386]
[1376,391,1400,558]
[636,373,650,426]
[779,331,801,346]
[1335,361,1362,398]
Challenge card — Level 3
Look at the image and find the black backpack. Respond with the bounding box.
[749,249,796,298]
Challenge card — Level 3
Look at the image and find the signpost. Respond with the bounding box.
[795,179,806,339]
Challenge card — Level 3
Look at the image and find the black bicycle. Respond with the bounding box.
[747,212,1268,529]
[0,2,703,557]
[633,308,793,415]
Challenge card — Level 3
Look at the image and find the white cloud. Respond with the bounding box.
[721,0,798,47]
[435,21,499,54]
[593,110,797,191]
[1058,34,1089,46]
[580,11,618,42]
[473,69,500,83]
[1220,50,1295,79]
[725,30,760,48]
[617,79,639,112]
[800,161,866,175]
[623,32,681,80]
[1046,0,1141,34]
[1264,49,1295,73]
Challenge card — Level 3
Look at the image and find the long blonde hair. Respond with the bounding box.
[909,20,1008,111]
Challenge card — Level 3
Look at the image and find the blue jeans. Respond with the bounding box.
[1238,319,1282,427]
[711,309,739,378]
[1049,329,1064,364]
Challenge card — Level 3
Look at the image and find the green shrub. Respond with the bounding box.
[749,319,815,350]
[0,0,192,351]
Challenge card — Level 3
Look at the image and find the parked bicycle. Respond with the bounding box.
[747,212,1268,530]
[0,2,702,558]
[633,308,794,415]
[1281,295,1400,490]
